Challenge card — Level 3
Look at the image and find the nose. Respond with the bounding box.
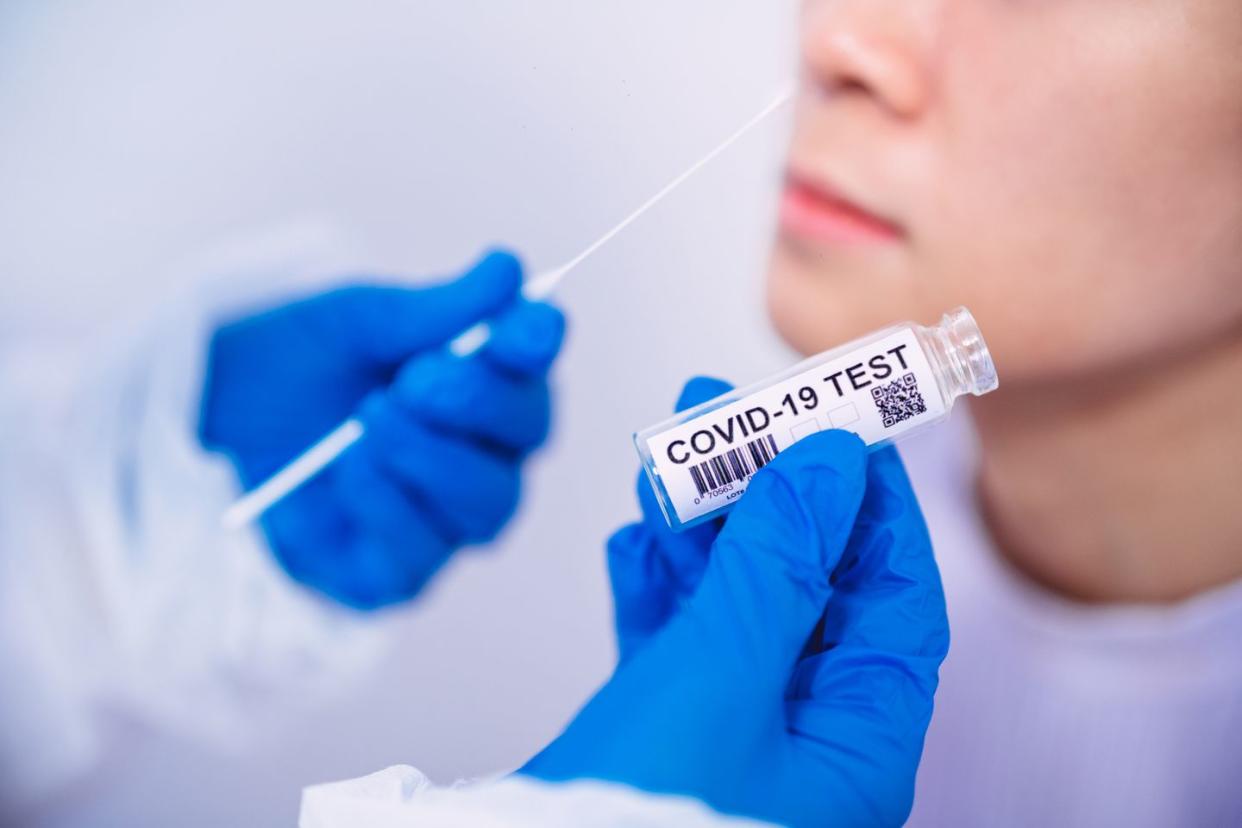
[800,0,936,119]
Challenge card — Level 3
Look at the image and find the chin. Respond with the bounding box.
[765,240,911,357]
[766,274,829,356]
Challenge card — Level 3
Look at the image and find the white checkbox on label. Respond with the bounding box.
[790,418,823,442]
[829,403,860,428]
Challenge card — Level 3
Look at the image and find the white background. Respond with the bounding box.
[0,2,798,825]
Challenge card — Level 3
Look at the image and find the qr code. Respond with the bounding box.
[872,373,928,428]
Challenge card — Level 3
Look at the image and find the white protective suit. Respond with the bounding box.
[0,226,387,808]
[299,767,765,827]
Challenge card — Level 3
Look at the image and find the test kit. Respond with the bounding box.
[635,307,998,531]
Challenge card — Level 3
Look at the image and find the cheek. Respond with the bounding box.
[925,0,1242,383]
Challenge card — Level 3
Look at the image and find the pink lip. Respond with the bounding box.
[779,175,904,246]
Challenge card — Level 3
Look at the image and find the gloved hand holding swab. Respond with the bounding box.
[222,82,796,529]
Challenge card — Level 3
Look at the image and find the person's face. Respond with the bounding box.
[769,0,1242,383]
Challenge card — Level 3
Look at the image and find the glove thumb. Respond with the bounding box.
[678,430,869,686]
[326,249,523,366]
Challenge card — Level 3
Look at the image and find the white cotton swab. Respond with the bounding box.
[221,81,796,530]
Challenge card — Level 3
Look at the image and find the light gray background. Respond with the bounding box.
[0,2,799,824]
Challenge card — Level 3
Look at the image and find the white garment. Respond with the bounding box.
[299,766,768,827]
[903,412,1242,827]
[0,224,388,809]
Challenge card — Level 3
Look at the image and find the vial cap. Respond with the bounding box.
[944,307,999,396]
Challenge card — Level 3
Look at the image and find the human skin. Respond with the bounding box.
[768,0,1242,603]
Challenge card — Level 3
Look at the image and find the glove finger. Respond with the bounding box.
[324,445,457,609]
[790,447,948,678]
[358,394,521,544]
[674,376,733,412]
[607,377,738,657]
[635,469,716,593]
[480,300,567,379]
[262,474,350,586]
[671,430,869,684]
[631,376,734,590]
[606,524,683,661]
[782,448,948,820]
[326,249,523,367]
[391,352,552,453]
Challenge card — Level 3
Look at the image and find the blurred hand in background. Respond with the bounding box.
[200,250,566,609]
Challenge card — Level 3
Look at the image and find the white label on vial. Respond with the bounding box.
[645,329,947,525]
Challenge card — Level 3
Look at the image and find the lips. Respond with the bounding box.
[779,175,904,246]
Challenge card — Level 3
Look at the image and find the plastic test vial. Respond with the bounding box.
[635,307,999,531]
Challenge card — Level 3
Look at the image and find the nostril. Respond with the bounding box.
[833,77,872,98]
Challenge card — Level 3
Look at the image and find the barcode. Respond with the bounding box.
[688,434,780,497]
[872,372,928,428]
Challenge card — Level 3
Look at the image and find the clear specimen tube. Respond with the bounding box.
[634,307,999,531]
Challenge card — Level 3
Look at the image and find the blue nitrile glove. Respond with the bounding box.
[524,377,949,828]
[199,250,565,610]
